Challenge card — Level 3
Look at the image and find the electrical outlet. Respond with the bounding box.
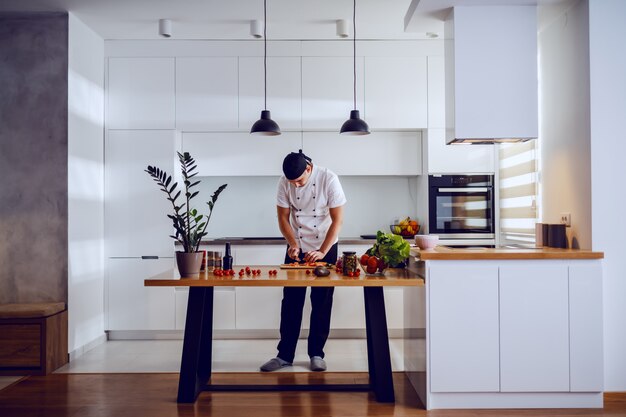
[560,212,571,227]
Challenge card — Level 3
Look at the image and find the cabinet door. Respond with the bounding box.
[303,131,421,175]
[176,57,238,130]
[427,55,445,128]
[107,58,175,129]
[429,263,500,392]
[569,262,603,392]
[105,130,175,258]
[107,258,175,330]
[365,56,427,129]
[182,132,301,176]
[239,57,301,130]
[175,288,236,330]
[302,57,364,130]
[235,287,311,330]
[500,264,570,392]
[426,128,495,174]
[331,288,365,329]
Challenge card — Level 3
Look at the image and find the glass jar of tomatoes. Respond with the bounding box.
[341,251,358,276]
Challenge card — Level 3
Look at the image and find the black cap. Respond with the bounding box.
[282,149,312,180]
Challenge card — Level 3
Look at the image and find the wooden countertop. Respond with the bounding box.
[145,266,423,288]
[412,246,604,260]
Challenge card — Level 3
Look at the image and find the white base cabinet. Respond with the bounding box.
[500,264,570,392]
[175,288,236,330]
[420,259,603,409]
[429,264,499,392]
[106,258,175,330]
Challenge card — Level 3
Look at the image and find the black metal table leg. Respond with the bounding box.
[177,287,214,403]
[364,286,395,403]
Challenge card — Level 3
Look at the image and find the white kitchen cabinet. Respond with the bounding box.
[429,263,500,392]
[105,130,176,258]
[239,57,301,130]
[107,57,175,129]
[303,131,422,176]
[331,287,366,329]
[106,258,175,330]
[176,57,238,130]
[182,132,301,176]
[499,264,570,392]
[365,56,427,129]
[427,56,445,128]
[302,57,364,130]
[569,262,604,391]
[426,128,494,174]
[175,288,236,330]
[234,244,310,330]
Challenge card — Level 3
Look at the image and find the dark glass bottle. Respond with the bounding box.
[222,242,233,271]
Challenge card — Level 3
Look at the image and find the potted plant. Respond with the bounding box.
[145,152,227,277]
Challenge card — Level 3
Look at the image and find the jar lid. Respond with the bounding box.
[342,251,356,255]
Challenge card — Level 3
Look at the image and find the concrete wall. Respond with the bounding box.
[589,0,626,391]
[538,0,591,250]
[0,13,68,303]
[68,13,106,356]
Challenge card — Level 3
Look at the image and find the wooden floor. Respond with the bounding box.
[0,372,625,417]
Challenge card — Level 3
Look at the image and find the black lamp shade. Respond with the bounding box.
[340,110,370,135]
[250,110,281,136]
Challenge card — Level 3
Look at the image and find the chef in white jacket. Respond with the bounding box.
[261,150,346,372]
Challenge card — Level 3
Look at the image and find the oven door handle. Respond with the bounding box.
[438,187,490,193]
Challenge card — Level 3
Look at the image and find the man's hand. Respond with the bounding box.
[304,250,326,263]
[287,246,301,261]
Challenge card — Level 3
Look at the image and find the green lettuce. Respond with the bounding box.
[367,230,410,267]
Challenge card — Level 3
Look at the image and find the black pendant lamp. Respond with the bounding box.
[251,0,281,136]
[340,0,369,135]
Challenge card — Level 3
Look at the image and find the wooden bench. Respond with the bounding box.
[0,303,68,375]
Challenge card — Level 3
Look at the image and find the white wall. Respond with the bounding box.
[538,0,591,249]
[589,0,626,391]
[68,13,106,356]
[196,176,421,238]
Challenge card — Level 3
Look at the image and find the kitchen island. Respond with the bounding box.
[145,266,422,404]
[406,246,604,410]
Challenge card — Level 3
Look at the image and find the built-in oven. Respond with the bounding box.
[428,174,495,244]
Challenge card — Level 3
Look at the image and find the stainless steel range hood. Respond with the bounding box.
[445,6,538,145]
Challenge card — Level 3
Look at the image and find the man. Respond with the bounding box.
[260,150,346,372]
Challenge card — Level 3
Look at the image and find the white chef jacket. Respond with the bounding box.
[276,165,346,253]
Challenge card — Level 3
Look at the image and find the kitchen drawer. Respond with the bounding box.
[0,324,41,367]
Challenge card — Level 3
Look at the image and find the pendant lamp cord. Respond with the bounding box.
[353,0,357,110]
[264,0,268,111]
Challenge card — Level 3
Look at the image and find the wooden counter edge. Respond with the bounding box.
[144,266,424,287]
[413,247,605,260]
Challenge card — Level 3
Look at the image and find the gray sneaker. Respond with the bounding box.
[310,356,327,372]
[260,357,292,372]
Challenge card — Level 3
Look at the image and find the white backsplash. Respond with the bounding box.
[195,176,422,238]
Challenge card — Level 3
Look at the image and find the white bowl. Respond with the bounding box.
[415,234,439,249]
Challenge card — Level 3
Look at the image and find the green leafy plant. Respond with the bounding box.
[367,230,411,267]
[145,152,227,253]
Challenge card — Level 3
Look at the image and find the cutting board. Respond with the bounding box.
[279,262,334,269]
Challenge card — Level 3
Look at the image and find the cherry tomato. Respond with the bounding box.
[347,271,354,277]
[306,270,311,275]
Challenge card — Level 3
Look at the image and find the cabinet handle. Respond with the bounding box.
[141,255,159,260]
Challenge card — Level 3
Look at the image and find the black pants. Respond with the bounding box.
[277,243,338,363]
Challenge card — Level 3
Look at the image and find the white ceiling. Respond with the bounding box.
[0,0,569,40]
